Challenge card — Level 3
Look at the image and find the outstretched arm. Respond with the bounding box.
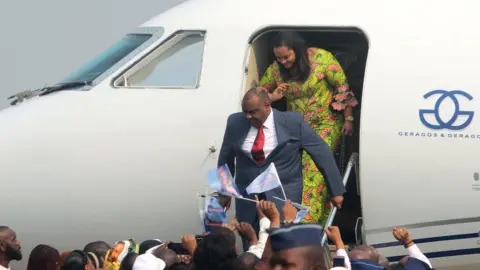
[299,120,345,198]
[218,115,236,177]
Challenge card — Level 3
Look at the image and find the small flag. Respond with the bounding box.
[203,196,227,232]
[207,164,242,197]
[246,163,282,195]
[294,208,311,223]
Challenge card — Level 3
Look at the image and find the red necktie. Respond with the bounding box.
[251,125,265,165]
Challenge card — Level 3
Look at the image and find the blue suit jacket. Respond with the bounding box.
[218,109,345,226]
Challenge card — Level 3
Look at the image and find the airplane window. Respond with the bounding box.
[61,34,153,84]
[122,32,206,88]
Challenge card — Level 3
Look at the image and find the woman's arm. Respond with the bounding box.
[259,62,278,92]
[322,51,358,119]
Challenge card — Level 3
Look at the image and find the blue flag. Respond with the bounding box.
[246,163,282,195]
[208,164,241,197]
[203,196,227,232]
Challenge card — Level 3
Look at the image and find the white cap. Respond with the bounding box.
[133,254,166,270]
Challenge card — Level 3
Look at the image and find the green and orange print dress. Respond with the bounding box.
[259,48,358,225]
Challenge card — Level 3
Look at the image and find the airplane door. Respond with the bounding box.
[108,30,230,235]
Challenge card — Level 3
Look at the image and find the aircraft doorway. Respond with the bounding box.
[243,27,369,245]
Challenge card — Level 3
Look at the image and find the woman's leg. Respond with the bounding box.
[300,120,343,226]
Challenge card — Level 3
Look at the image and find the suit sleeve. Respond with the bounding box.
[217,115,236,177]
[299,118,345,197]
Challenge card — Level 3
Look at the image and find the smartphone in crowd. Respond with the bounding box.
[332,256,345,268]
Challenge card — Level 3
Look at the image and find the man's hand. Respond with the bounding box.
[331,195,344,209]
[325,226,344,250]
[236,222,258,246]
[181,235,197,255]
[393,227,414,247]
[257,198,280,227]
[282,200,297,222]
[255,195,266,219]
[223,217,238,231]
[177,255,191,264]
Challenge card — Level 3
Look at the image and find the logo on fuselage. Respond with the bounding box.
[398,90,478,139]
[419,90,474,130]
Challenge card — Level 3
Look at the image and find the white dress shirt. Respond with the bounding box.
[242,110,278,159]
[407,244,432,268]
[0,265,10,270]
[247,217,271,258]
[335,248,351,269]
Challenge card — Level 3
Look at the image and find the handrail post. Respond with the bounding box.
[320,152,359,246]
[320,152,359,266]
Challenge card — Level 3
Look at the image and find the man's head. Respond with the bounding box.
[83,241,111,268]
[0,226,22,263]
[352,245,380,262]
[268,224,327,270]
[192,233,238,270]
[139,240,162,255]
[242,87,271,128]
[238,252,259,268]
[153,249,178,269]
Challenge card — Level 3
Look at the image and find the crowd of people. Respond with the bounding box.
[0,196,433,270]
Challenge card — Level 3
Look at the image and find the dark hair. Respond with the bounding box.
[119,253,138,270]
[139,240,162,255]
[83,241,111,268]
[27,244,60,270]
[192,233,240,270]
[61,250,88,270]
[169,263,189,270]
[238,252,259,268]
[210,227,236,247]
[272,31,311,82]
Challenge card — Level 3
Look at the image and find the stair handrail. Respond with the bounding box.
[320,152,359,263]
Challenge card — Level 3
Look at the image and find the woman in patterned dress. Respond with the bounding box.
[258,31,358,226]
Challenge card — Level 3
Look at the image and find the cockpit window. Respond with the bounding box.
[61,33,153,84]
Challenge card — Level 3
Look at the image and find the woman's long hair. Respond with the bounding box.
[27,244,61,270]
[272,31,311,82]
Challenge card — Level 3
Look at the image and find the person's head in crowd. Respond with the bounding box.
[239,252,259,269]
[271,31,310,82]
[378,255,390,269]
[105,239,138,270]
[86,252,100,269]
[132,254,165,270]
[0,226,22,268]
[192,233,241,270]
[27,244,60,270]
[61,250,93,270]
[169,263,189,270]
[153,249,178,269]
[83,241,110,268]
[268,224,327,270]
[352,245,380,263]
[347,249,371,260]
[210,226,236,248]
[242,87,272,129]
[119,253,138,270]
[59,251,71,268]
[139,240,162,255]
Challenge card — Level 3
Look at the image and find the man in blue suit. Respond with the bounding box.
[218,87,345,248]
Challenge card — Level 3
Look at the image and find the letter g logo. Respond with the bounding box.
[419,90,474,130]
